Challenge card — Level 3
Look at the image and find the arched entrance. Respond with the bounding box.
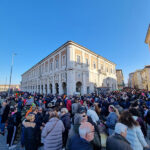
[55,83,59,94]
[62,82,67,94]
[76,82,82,94]
[49,84,52,94]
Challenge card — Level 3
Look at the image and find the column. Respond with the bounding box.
[59,73,63,95]
[52,76,56,94]
[47,78,50,94]
[59,52,61,70]
[67,45,74,69]
[67,70,76,95]
[82,72,87,94]
[43,79,46,94]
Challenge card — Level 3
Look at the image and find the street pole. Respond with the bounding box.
[8,53,16,96]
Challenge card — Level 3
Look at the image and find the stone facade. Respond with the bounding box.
[128,66,150,91]
[145,24,150,49]
[21,41,117,95]
[116,69,124,90]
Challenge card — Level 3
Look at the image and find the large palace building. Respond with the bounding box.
[21,41,117,95]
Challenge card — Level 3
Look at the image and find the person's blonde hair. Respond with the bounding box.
[26,114,35,122]
[109,105,120,117]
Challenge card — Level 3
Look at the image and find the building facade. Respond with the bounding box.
[128,66,150,91]
[0,84,20,92]
[128,73,134,88]
[116,69,124,90]
[145,24,150,49]
[21,41,117,95]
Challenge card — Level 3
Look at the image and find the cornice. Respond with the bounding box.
[22,40,116,76]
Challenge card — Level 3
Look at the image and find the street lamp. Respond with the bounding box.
[8,53,16,96]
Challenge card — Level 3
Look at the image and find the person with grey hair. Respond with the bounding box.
[60,107,71,147]
[68,122,94,150]
[106,123,132,150]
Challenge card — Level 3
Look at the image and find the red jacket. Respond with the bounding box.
[66,100,72,112]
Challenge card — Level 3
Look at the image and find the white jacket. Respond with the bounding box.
[126,125,147,150]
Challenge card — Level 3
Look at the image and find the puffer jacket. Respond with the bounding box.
[42,117,65,150]
[126,126,148,150]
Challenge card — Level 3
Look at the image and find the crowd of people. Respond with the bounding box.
[0,88,150,150]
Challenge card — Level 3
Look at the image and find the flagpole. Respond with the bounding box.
[8,53,16,96]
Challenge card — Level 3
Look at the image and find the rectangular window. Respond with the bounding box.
[107,67,108,72]
[50,62,53,71]
[56,59,59,69]
[77,55,80,63]
[85,58,88,65]
[101,64,103,70]
[62,55,66,66]
[93,61,96,69]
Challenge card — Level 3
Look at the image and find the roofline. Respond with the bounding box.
[22,40,116,76]
[145,25,150,43]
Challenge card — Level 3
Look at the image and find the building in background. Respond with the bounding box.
[0,84,20,92]
[128,73,134,88]
[141,65,150,91]
[21,41,117,95]
[128,66,150,91]
[116,69,124,90]
[145,24,150,50]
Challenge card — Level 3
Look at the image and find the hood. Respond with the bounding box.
[133,116,138,121]
[61,112,70,119]
[23,121,36,128]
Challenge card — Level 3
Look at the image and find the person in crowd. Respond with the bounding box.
[105,105,119,135]
[119,111,149,150]
[145,109,150,139]
[106,122,132,150]
[7,107,18,149]
[23,113,38,150]
[0,101,7,135]
[35,107,44,147]
[68,122,94,150]
[87,103,100,124]
[42,109,65,150]
[129,108,147,137]
[60,108,71,147]
[72,99,81,123]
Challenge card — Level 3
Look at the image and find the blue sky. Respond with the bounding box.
[0,0,150,84]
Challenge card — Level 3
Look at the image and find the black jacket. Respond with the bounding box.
[23,121,38,150]
[1,104,10,123]
[60,113,71,130]
[68,134,93,150]
[106,133,133,150]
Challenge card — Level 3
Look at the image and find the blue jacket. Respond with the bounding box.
[68,134,93,150]
[106,112,118,129]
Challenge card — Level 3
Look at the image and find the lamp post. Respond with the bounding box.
[8,53,16,96]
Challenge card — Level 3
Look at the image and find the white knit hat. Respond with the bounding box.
[115,123,127,134]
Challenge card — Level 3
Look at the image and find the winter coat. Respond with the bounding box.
[133,116,147,137]
[87,109,99,124]
[126,125,148,150]
[66,100,72,112]
[72,103,80,115]
[106,133,132,150]
[68,134,93,150]
[106,112,118,135]
[61,113,71,146]
[42,117,65,150]
[7,113,17,129]
[1,104,10,123]
[60,113,71,130]
[23,121,38,150]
